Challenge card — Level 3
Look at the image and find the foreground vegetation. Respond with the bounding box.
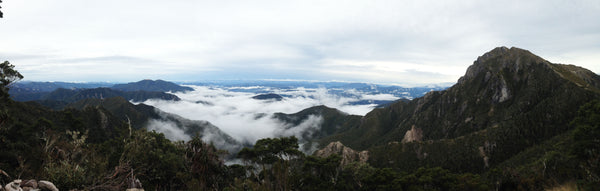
[1,97,598,190]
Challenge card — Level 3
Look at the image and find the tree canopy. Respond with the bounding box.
[0,61,22,126]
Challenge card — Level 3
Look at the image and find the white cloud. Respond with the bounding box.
[275,115,323,138]
[361,94,399,101]
[141,85,385,144]
[146,119,191,141]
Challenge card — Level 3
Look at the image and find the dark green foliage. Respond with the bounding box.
[478,99,600,190]
[238,136,303,165]
[0,61,22,90]
[294,155,343,190]
[232,137,491,190]
[185,135,228,190]
[570,100,600,188]
[235,137,305,190]
[66,96,159,129]
[0,61,23,126]
[120,130,187,190]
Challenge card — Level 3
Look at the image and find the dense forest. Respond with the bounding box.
[1,47,600,190]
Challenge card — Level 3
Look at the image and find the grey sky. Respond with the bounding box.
[1,0,599,85]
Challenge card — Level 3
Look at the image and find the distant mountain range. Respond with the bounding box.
[112,79,194,92]
[10,79,193,94]
[216,81,448,101]
[9,79,189,103]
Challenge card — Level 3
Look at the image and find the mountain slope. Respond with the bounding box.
[274,105,361,139]
[66,97,242,153]
[65,97,159,129]
[273,105,362,152]
[112,79,193,92]
[317,47,600,173]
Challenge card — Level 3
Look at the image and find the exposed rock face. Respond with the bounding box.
[315,141,368,166]
[401,125,423,143]
[478,141,496,169]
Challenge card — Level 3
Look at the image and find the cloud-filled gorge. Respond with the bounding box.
[139,85,400,150]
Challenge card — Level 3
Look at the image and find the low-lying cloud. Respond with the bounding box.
[146,119,191,141]
[141,85,393,146]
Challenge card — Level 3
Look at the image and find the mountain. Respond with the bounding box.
[65,97,242,153]
[252,93,283,101]
[274,105,361,138]
[9,81,112,93]
[24,87,180,109]
[8,80,191,102]
[273,105,362,152]
[112,79,193,92]
[65,96,159,129]
[316,47,600,174]
[8,81,112,101]
[5,99,131,145]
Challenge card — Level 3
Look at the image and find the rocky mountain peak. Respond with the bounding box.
[459,46,549,85]
[475,46,542,64]
[453,47,600,99]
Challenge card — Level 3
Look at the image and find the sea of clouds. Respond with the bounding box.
[140,85,400,146]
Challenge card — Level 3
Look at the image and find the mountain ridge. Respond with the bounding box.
[111,79,193,92]
[315,46,600,174]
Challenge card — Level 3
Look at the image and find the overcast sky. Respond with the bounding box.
[1,0,599,85]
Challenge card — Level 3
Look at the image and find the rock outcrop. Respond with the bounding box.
[401,125,423,143]
[315,141,368,166]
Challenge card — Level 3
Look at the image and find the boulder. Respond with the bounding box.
[37,181,57,191]
[4,180,22,191]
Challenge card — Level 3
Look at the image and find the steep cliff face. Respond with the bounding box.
[314,141,368,166]
[401,125,422,143]
[318,47,600,172]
